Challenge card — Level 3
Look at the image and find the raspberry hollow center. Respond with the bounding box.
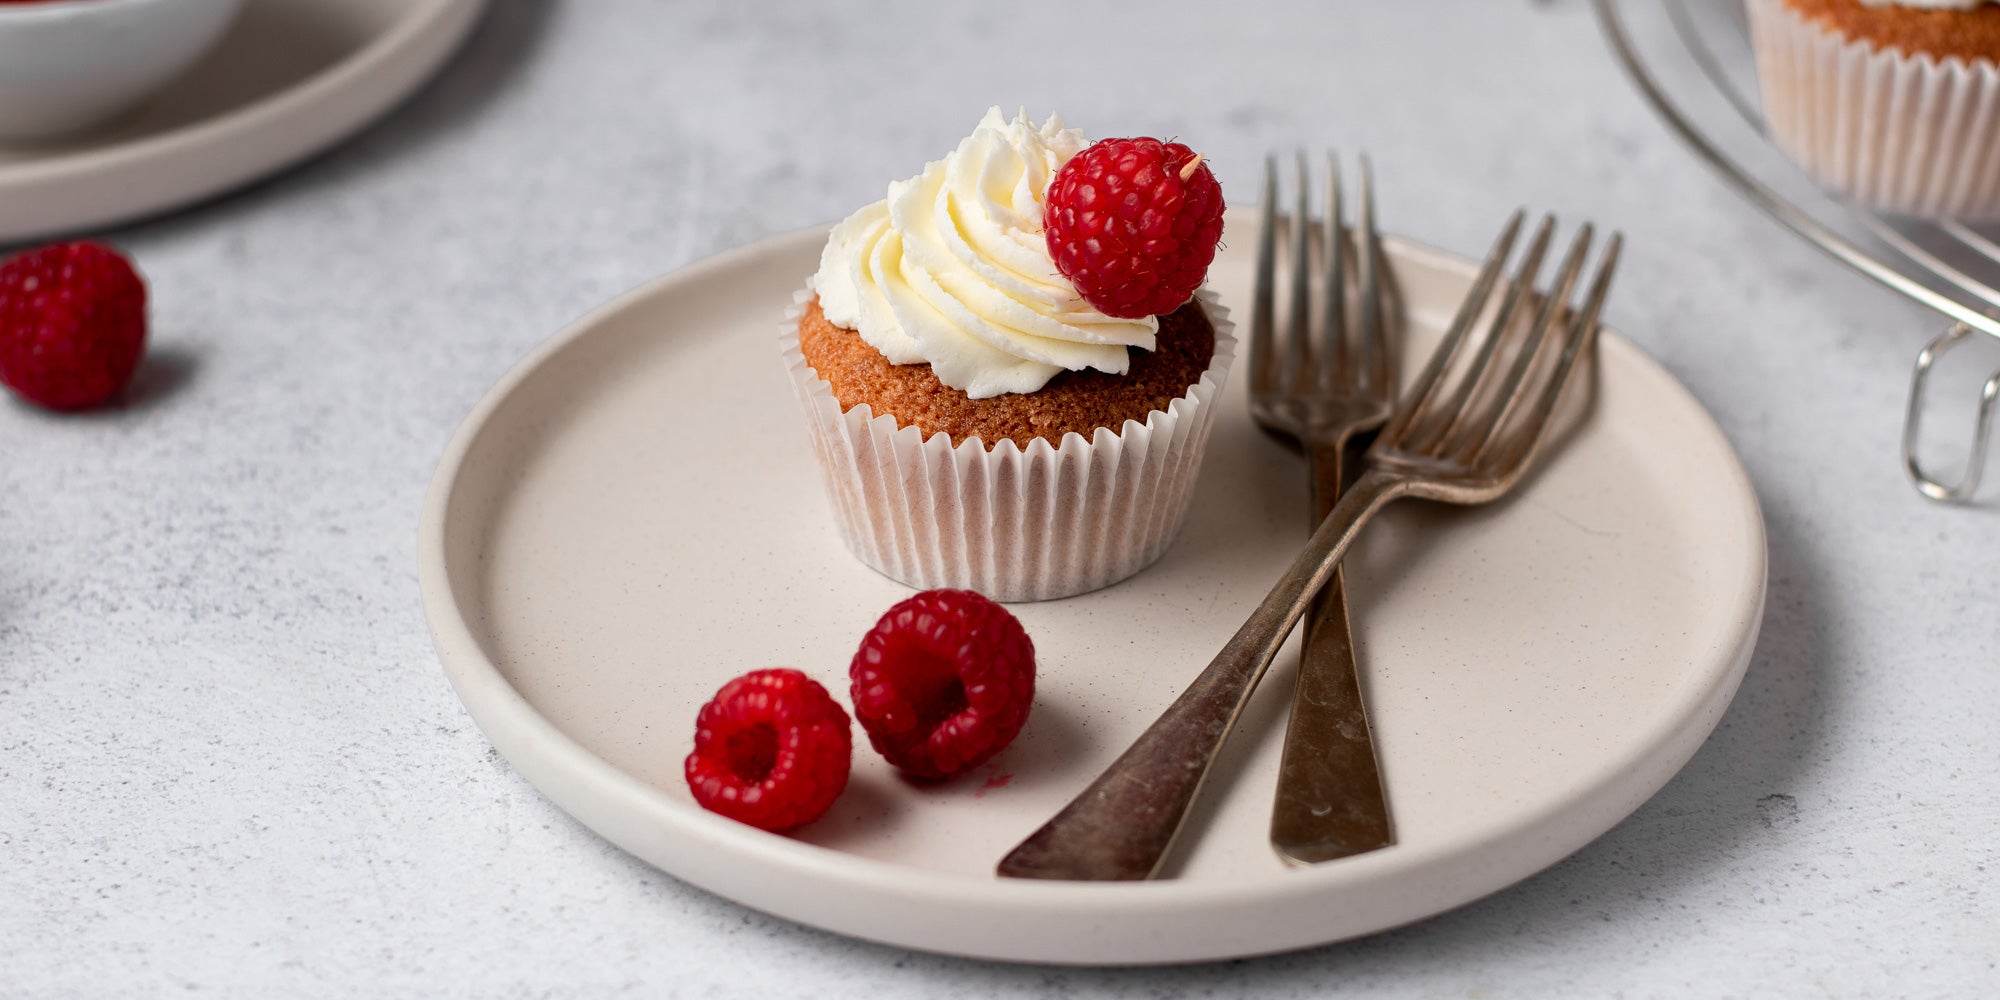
[911,659,969,732]
[725,722,779,783]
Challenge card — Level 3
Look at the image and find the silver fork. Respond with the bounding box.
[997,210,1622,881]
[1249,153,1398,865]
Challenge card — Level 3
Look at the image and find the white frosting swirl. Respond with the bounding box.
[810,108,1160,399]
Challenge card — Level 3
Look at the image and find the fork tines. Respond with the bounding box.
[1251,152,1392,409]
[1384,211,1623,482]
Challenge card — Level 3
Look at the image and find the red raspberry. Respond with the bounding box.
[850,589,1036,779]
[1044,137,1225,319]
[685,668,852,832]
[0,241,148,411]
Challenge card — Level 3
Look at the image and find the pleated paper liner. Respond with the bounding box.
[780,287,1236,602]
[1748,0,2000,220]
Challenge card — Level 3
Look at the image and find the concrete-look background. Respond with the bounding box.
[3,1,1995,996]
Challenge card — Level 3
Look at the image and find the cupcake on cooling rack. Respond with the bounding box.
[1748,0,2000,220]
[781,107,1235,602]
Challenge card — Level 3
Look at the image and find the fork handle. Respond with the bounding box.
[1270,442,1395,863]
[997,468,1411,881]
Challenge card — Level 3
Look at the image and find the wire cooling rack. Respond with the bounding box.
[1595,0,2000,503]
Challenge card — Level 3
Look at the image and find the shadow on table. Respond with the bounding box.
[327,0,555,166]
[111,345,202,415]
[0,344,201,418]
[113,0,554,239]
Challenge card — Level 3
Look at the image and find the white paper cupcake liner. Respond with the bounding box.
[1748,0,2000,220]
[780,288,1236,602]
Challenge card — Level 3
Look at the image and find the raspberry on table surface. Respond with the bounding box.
[0,240,148,412]
[849,589,1036,780]
[685,667,853,832]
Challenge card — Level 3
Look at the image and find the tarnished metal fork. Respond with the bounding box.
[1248,153,1398,865]
[998,210,1622,881]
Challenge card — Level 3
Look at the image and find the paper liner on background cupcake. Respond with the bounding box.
[780,288,1236,603]
[1747,0,2000,220]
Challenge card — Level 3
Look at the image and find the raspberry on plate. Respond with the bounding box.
[1044,137,1226,319]
[849,589,1036,779]
[685,668,852,832]
[0,240,148,411]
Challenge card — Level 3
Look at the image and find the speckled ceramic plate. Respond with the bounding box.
[418,212,1766,965]
[0,0,485,243]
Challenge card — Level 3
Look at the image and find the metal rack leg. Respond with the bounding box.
[1903,323,2000,503]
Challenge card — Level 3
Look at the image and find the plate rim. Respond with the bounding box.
[417,218,1768,964]
[0,0,489,241]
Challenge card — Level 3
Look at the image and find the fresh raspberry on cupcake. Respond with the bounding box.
[1044,136,1226,319]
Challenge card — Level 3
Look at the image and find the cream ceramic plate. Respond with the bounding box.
[0,0,486,242]
[419,213,1766,965]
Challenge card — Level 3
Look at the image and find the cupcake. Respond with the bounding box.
[782,108,1235,602]
[1748,0,2000,219]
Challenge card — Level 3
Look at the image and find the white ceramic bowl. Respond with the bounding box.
[0,0,245,141]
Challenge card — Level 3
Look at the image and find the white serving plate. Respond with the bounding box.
[419,212,1766,965]
[0,0,486,242]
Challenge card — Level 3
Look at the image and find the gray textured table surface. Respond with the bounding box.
[4,1,1997,996]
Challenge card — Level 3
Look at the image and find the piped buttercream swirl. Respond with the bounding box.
[809,108,1159,399]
